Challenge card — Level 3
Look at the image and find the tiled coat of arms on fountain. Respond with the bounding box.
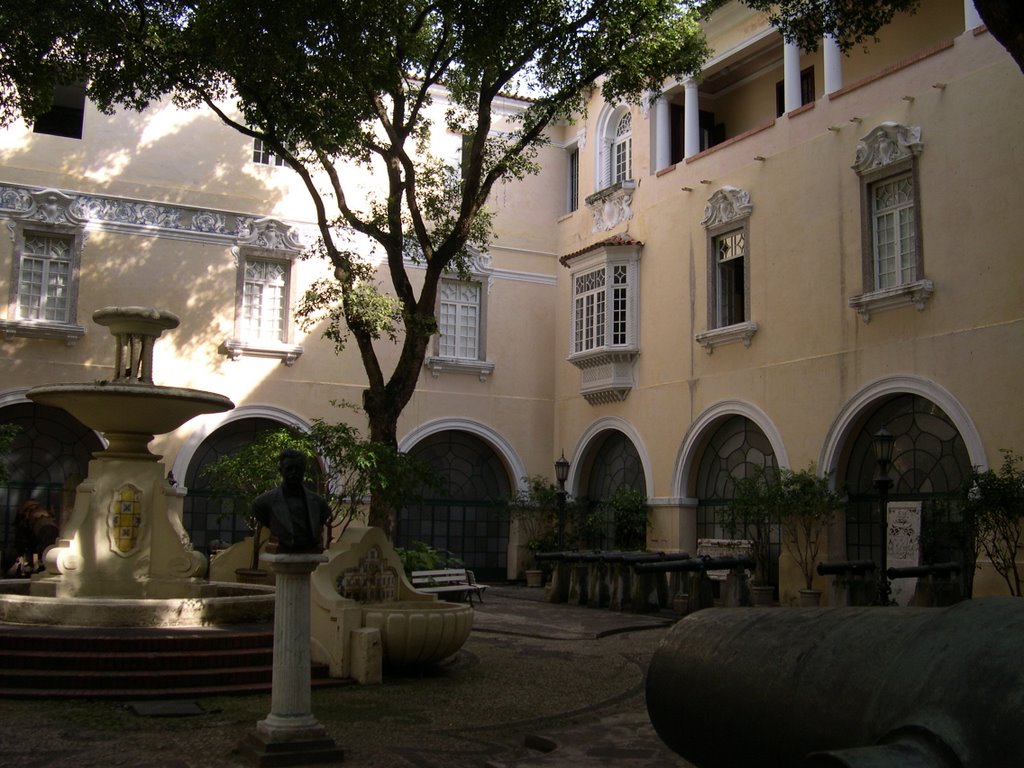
[310,525,472,683]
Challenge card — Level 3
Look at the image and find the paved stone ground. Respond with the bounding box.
[0,586,695,767]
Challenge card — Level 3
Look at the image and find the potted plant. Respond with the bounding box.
[778,466,842,606]
[720,466,778,605]
[959,449,1024,597]
[507,476,561,585]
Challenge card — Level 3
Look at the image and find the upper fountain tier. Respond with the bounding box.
[27,306,234,459]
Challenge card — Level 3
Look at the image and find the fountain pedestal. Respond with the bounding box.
[240,552,344,767]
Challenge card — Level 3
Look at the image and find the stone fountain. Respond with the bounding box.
[0,306,274,627]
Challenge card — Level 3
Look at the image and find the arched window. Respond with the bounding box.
[398,430,512,580]
[611,112,632,184]
[598,106,633,190]
[694,415,780,586]
[842,394,971,573]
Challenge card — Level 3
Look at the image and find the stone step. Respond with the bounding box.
[0,623,340,698]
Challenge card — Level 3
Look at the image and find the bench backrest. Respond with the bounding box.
[411,568,469,586]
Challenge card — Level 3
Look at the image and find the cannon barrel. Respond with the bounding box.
[886,562,960,579]
[634,555,753,573]
[816,560,877,576]
[646,598,1024,768]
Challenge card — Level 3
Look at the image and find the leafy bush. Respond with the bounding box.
[394,541,461,576]
[960,450,1024,596]
[505,475,564,570]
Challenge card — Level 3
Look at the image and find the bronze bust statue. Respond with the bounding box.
[251,448,332,553]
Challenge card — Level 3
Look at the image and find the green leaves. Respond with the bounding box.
[960,449,1024,596]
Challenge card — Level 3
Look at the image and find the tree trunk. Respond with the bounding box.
[974,0,1024,73]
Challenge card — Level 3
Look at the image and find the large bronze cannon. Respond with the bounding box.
[646,598,1024,767]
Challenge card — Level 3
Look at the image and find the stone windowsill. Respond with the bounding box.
[848,279,934,322]
[585,179,636,207]
[695,321,758,353]
[425,356,495,382]
[220,338,304,366]
[0,319,86,346]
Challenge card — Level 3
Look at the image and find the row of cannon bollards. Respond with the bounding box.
[535,551,760,614]
[535,551,965,612]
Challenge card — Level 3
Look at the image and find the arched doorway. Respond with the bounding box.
[693,414,780,587]
[841,393,972,585]
[578,429,645,549]
[182,416,305,555]
[398,430,512,581]
[0,401,102,566]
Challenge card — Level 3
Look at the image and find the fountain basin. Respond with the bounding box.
[362,600,473,667]
[27,383,233,458]
[0,579,274,627]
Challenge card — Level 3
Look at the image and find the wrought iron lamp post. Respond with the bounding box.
[872,427,895,606]
[554,452,570,550]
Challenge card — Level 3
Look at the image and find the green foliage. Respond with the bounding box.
[777,466,842,591]
[0,423,19,485]
[200,406,437,552]
[200,427,313,530]
[720,466,779,585]
[603,487,649,552]
[394,541,461,576]
[740,0,920,53]
[505,475,565,570]
[960,450,1024,596]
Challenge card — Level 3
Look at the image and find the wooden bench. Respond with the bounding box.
[410,568,488,604]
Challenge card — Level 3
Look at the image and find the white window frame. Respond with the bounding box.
[242,256,289,343]
[564,238,641,405]
[252,137,286,167]
[1,189,87,345]
[611,112,632,185]
[425,252,495,382]
[696,187,758,353]
[849,123,932,322]
[221,218,304,365]
[596,105,634,192]
[566,144,580,214]
[437,278,483,361]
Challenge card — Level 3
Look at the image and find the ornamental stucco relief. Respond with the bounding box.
[853,123,922,174]
[701,186,752,228]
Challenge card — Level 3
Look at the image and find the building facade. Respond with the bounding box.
[2,0,1021,598]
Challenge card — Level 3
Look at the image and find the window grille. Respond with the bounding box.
[17,233,73,323]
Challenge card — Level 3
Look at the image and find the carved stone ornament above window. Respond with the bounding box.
[585,180,635,233]
[701,186,753,228]
[235,217,304,253]
[22,188,88,226]
[852,123,922,175]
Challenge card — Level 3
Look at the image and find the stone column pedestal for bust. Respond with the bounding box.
[240,552,344,766]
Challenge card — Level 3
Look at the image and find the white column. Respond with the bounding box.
[964,0,983,30]
[258,552,330,739]
[823,35,843,95]
[784,42,802,113]
[683,78,700,158]
[654,96,671,171]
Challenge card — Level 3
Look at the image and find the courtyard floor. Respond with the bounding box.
[0,585,695,768]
